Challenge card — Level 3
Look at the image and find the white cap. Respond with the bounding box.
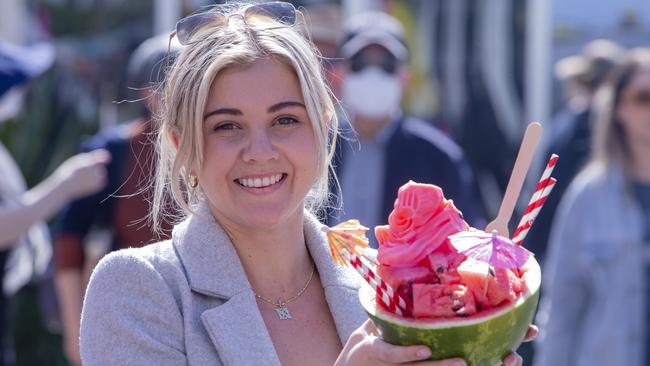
[340,11,407,61]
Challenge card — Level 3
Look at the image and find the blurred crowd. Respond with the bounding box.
[1,0,650,365]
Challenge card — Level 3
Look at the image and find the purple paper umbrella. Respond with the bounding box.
[448,229,533,269]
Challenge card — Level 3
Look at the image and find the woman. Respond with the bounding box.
[80,2,531,365]
[535,48,650,366]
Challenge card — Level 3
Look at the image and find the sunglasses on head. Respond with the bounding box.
[170,1,299,46]
[349,49,399,74]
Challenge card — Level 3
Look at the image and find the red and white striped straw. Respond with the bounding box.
[512,177,557,245]
[343,250,411,316]
[530,154,558,203]
[512,154,559,246]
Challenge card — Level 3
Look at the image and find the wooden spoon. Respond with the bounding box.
[485,122,542,237]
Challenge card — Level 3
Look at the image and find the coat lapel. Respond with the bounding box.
[304,214,367,343]
[172,203,367,362]
[172,203,281,365]
[201,292,282,365]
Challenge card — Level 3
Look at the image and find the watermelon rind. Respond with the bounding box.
[360,257,541,366]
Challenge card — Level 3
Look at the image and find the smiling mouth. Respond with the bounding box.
[236,173,287,188]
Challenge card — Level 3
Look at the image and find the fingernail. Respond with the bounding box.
[503,354,518,366]
[416,348,431,358]
[453,360,467,366]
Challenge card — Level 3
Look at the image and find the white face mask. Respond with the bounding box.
[342,66,402,119]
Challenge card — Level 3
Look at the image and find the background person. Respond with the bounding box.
[535,48,650,366]
[331,11,483,246]
[523,39,623,263]
[53,33,178,366]
[0,39,109,365]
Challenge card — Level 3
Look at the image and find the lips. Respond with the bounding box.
[236,173,286,188]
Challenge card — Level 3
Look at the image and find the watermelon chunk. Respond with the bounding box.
[457,258,525,309]
[413,283,477,318]
[378,264,433,290]
[427,245,466,284]
[360,257,541,366]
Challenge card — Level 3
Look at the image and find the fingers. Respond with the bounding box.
[57,149,112,199]
[87,149,112,164]
[503,352,523,366]
[361,319,378,336]
[523,324,538,342]
[370,336,434,364]
[343,320,468,366]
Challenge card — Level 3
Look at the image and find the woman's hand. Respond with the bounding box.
[336,321,539,366]
[503,324,538,366]
[336,320,465,366]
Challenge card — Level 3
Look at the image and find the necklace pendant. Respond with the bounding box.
[275,300,292,320]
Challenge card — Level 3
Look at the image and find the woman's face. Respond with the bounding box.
[617,70,650,150]
[199,57,318,231]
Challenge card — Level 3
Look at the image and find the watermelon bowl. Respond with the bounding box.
[359,257,541,366]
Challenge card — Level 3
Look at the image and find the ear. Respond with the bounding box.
[324,111,332,130]
[169,127,180,148]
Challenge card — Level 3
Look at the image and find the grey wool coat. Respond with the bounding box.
[79,203,367,365]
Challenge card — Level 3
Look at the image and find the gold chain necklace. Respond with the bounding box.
[254,265,315,320]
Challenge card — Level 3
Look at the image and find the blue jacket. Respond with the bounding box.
[534,163,646,366]
[55,123,133,246]
[329,115,483,228]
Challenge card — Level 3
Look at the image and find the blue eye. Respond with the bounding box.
[213,122,238,131]
[277,116,299,125]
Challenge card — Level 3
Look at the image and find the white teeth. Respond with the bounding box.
[238,174,283,188]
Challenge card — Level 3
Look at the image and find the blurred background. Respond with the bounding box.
[4,0,649,210]
[1,0,649,365]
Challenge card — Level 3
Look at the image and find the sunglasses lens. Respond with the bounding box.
[350,53,366,73]
[637,91,650,105]
[625,89,650,106]
[174,2,298,46]
[176,12,219,45]
[349,50,398,74]
[246,2,296,25]
[381,56,397,74]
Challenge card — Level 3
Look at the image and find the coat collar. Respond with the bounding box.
[171,202,249,299]
[172,202,365,359]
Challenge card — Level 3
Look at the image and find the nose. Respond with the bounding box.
[242,128,279,163]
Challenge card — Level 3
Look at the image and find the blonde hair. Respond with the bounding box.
[590,48,650,174]
[150,2,339,232]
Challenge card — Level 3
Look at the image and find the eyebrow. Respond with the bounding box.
[268,101,306,113]
[203,101,306,120]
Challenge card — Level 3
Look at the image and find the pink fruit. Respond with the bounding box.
[413,283,477,317]
[457,258,526,309]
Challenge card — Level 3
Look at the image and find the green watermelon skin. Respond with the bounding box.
[361,259,540,366]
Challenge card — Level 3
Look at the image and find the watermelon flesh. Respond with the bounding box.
[375,181,529,319]
[457,259,525,309]
[412,283,477,318]
[366,181,537,366]
[361,256,540,366]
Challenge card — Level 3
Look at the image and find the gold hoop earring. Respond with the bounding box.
[189,175,199,188]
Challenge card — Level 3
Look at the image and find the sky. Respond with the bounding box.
[553,0,650,28]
